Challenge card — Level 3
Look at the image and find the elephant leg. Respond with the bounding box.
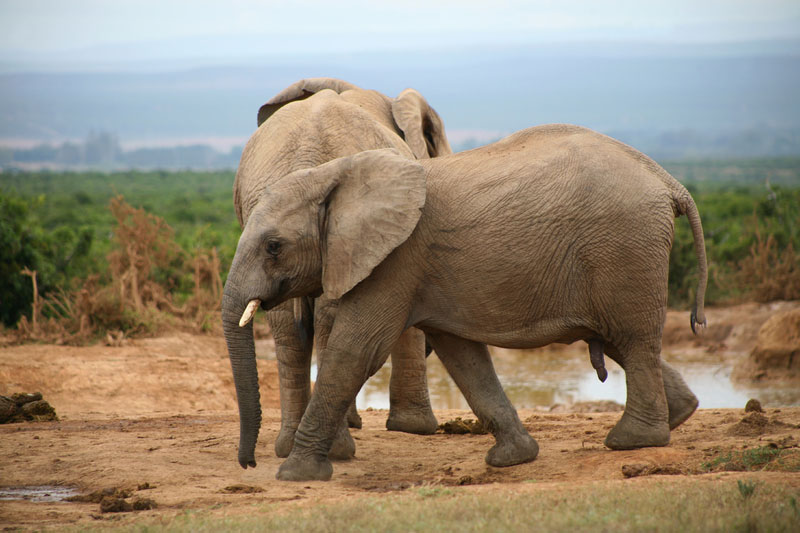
[277,325,399,481]
[313,296,356,460]
[269,301,313,459]
[386,327,438,435]
[661,360,699,429]
[345,401,362,429]
[604,352,698,430]
[604,339,670,450]
[426,331,538,467]
[315,297,361,429]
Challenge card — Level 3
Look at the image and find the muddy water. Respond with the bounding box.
[285,343,799,412]
[0,486,79,503]
[345,345,800,411]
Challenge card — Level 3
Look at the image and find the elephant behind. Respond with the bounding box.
[226,78,452,466]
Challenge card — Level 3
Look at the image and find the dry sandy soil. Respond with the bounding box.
[1,303,799,530]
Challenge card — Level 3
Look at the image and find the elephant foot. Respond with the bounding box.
[604,412,670,450]
[485,432,539,467]
[274,426,296,458]
[667,392,698,430]
[386,407,438,435]
[328,422,356,461]
[346,402,362,429]
[276,453,333,482]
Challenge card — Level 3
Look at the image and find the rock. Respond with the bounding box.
[745,399,764,413]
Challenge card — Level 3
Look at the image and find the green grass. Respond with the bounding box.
[69,479,800,532]
[702,446,800,473]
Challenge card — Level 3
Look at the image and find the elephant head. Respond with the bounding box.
[222,149,426,468]
[256,78,451,158]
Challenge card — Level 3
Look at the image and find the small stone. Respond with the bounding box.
[744,399,763,413]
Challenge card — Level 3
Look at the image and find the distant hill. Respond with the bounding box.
[1,42,799,162]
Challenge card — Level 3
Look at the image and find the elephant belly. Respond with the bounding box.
[416,311,596,350]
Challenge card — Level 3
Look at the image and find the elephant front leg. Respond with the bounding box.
[386,327,438,435]
[314,297,356,460]
[269,302,313,459]
[604,340,670,450]
[276,342,389,481]
[426,332,538,467]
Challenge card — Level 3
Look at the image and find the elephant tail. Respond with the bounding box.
[673,188,708,334]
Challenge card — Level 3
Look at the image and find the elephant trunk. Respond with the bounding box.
[221,276,262,469]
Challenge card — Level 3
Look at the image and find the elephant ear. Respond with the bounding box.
[320,149,426,299]
[391,88,453,159]
[257,78,361,126]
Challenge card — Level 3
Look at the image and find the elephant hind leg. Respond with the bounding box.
[426,331,538,467]
[661,360,699,429]
[604,349,698,431]
[386,328,438,435]
[604,339,670,450]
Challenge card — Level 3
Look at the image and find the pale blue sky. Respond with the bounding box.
[2,0,799,59]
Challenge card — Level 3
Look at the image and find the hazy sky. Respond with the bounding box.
[3,0,799,58]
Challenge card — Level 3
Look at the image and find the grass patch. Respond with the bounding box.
[702,446,800,473]
[68,479,800,532]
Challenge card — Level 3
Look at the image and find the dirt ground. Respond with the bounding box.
[1,303,799,530]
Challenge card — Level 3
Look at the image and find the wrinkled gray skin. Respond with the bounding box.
[224,78,452,466]
[228,124,708,481]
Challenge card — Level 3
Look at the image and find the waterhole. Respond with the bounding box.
[0,486,79,503]
[346,346,800,410]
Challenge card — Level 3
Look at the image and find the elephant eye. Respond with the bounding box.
[266,240,281,257]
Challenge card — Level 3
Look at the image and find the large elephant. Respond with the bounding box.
[228,124,708,481]
[225,78,452,464]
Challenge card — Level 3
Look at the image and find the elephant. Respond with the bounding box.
[226,78,452,463]
[225,123,708,481]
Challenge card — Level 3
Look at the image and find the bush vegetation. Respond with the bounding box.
[1,157,798,343]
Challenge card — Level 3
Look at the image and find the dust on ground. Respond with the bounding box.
[1,302,799,530]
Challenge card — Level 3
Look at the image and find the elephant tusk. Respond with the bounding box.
[239,299,261,327]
